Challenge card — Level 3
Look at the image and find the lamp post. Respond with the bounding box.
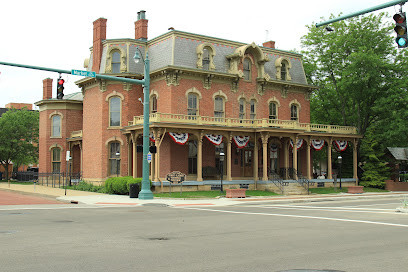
[134,48,154,200]
[219,152,225,193]
[338,155,342,189]
[115,151,120,177]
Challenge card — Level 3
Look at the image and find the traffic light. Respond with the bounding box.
[393,12,407,48]
[56,77,65,99]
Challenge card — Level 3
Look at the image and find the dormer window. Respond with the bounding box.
[281,62,287,80]
[112,51,121,73]
[196,43,216,70]
[243,58,251,81]
[275,57,292,81]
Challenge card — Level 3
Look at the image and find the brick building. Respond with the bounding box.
[35,11,361,191]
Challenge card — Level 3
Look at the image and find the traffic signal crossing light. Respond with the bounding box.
[57,77,65,99]
[393,12,407,48]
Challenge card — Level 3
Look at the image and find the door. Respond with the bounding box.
[270,144,278,174]
[242,149,253,177]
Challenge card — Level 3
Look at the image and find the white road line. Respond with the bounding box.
[183,207,408,228]
[243,205,399,215]
[266,204,397,211]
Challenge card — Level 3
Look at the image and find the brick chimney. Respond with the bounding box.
[43,78,53,100]
[135,10,148,41]
[92,18,107,73]
[263,41,275,49]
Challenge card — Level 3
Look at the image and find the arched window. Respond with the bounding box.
[239,98,246,120]
[111,51,121,73]
[243,58,251,81]
[51,148,61,173]
[291,104,298,121]
[109,97,121,127]
[281,62,287,80]
[151,95,157,113]
[188,93,198,116]
[51,115,61,137]
[269,102,278,119]
[109,142,120,176]
[250,99,256,120]
[202,48,210,70]
[214,96,224,120]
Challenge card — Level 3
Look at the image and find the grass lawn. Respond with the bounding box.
[0,180,34,185]
[153,190,279,198]
[309,187,389,194]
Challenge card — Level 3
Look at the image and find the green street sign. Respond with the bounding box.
[71,69,96,78]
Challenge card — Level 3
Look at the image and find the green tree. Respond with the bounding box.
[301,13,407,140]
[0,108,39,181]
[360,129,389,188]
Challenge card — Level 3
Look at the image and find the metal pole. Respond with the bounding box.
[0,61,145,85]
[316,0,408,27]
[139,53,154,200]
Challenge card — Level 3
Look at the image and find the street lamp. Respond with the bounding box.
[133,48,154,200]
[115,151,120,177]
[219,152,225,193]
[338,155,342,189]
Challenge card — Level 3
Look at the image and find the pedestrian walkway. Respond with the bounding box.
[1,182,408,207]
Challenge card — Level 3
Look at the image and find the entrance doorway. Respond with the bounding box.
[270,144,278,174]
[241,149,253,177]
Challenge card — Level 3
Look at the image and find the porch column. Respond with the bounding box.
[262,133,268,181]
[306,137,311,180]
[253,133,258,187]
[284,139,289,179]
[127,135,132,177]
[132,139,137,178]
[327,137,332,179]
[353,139,358,185]
[292,136,298,180]
[197,131,203,182]
[154,129,160,182]
[227,134,232,181]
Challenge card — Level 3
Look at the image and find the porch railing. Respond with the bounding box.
[269,171,289,194]
[128,112,358,135]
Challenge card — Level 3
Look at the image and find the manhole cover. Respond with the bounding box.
[53,220,74,223]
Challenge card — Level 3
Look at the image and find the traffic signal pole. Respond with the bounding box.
[316,0,408,27]
[0,61,145,85]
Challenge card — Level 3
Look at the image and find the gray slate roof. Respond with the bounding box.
[387,147,408,161]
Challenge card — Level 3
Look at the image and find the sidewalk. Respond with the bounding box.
[1,182,408,207]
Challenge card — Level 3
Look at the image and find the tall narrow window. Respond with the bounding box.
[291,104,298,121]
[281,62,287,80]
[51,115,61,137]
[109,97,121,127]
[112,51,121,73]
[269,102,277,119]
[203,48,210,70]
[188,141,197,174]
[188,93,198,116]
[243,58,251,81]
[239,98,245,120]
[214,96,224,120]
[250,99,256,120]
[52,148,61,173]
[109,142,120,176]
[151,95,157,113]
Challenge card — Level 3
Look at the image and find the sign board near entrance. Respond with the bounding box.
[166,171,186,184]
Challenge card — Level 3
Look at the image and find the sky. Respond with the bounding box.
[0,0,400,109]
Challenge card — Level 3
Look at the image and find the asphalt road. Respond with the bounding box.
[1,197,407,272]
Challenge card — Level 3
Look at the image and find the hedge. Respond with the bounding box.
[104,176,144,195]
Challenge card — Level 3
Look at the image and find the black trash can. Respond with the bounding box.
[129,183,140,198]
[0,172,3,180]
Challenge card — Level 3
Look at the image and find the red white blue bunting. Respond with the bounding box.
[149,132,155,143]
[205,134,223,146]
[333,140,348,152]
[290,139,304,149]
[311,139,325,151]
[233,136,250,148]
[168,132,189,145]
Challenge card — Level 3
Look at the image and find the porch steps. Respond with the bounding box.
[267,182,309,195]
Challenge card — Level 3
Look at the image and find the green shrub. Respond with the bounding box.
[104,176,144,195]
[400,174,408,182]
[69,181,106,193]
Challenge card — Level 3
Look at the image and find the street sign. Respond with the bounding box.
[71,69,96,78]
[147,152,152,164]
